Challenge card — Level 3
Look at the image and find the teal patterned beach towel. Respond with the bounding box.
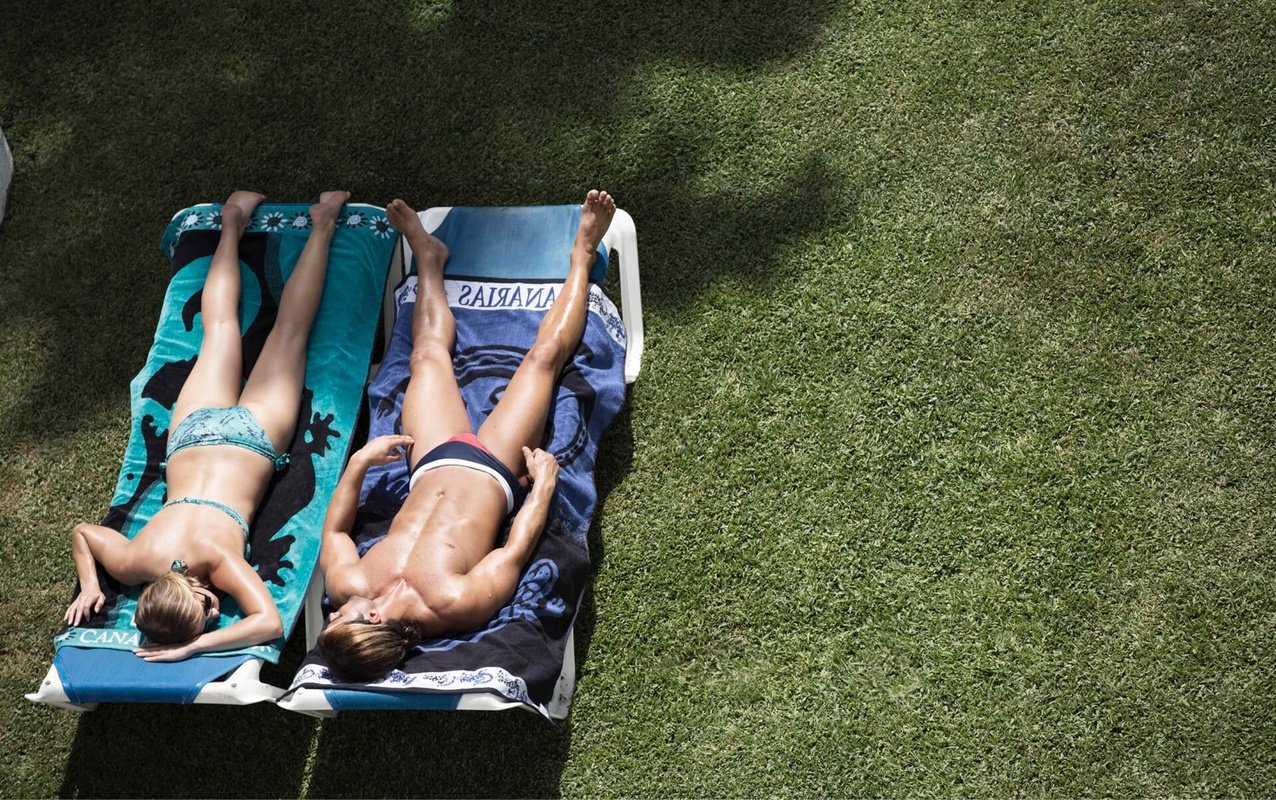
[54,202,395,662]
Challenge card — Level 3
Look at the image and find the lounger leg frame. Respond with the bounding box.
[25,665,98,712]
[304,567,325,650]
[192,659,284,705]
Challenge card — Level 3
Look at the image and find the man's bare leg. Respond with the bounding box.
[387,199,471,466]
[477,190,616,477]
[171,190,265,431]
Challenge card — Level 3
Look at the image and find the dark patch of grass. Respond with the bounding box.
[56,704,316,799]
[307,711,573,798]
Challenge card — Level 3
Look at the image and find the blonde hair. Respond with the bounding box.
[317,620,424,682]
[135,572,206,644]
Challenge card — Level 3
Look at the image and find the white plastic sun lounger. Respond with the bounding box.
[279,202,641,717]
[28,202,397,710]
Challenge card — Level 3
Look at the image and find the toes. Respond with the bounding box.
[387,200,418,231]
[585,189,599,207]
[317,191,347,210]
[225,190,265,216]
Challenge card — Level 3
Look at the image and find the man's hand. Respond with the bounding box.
[522,446,560,487]
[134,640,200,662]
[357,434,415,467]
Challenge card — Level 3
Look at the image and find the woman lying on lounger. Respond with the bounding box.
[63,189,350,662]
[317,190,616,681]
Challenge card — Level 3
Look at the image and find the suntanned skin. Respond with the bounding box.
[321,190,617,637]
[64,189,352,661]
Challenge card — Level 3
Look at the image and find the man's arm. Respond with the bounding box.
[455,447,560,628]
[500,447,560,568]
[320,434,414,576]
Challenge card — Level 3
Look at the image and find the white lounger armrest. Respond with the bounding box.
[601,208,643,384]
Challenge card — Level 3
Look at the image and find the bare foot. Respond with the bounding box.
[575,189,616,254]
[387,199,448,264]
[222,190,266,230]
[311,190,351,229]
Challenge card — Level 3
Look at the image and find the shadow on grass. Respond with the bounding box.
[56,611,319,797]
[0,0,842,449]
[57,702,316,798]
[573,393,635,668]
[307,712,573,799]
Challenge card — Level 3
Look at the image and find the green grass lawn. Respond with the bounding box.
[2,0,1274,796]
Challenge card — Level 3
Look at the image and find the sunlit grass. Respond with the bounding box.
[1,0,1273,796]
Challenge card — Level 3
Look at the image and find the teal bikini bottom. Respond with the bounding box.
[164,406,290,470]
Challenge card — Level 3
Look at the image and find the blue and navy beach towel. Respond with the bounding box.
[55,203,396,667]
[285,205,627,718]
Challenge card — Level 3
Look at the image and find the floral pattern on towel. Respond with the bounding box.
[160,203,393,255]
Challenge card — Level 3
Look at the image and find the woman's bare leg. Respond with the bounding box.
[387,199,472,468]
[239,191,347,451]
[170,190,265,431]
[477,190,616,478]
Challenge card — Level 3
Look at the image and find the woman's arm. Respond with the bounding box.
[134,554,283,661]
[65,523,146,626]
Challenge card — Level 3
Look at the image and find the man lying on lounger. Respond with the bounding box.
[317,190,616,681]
